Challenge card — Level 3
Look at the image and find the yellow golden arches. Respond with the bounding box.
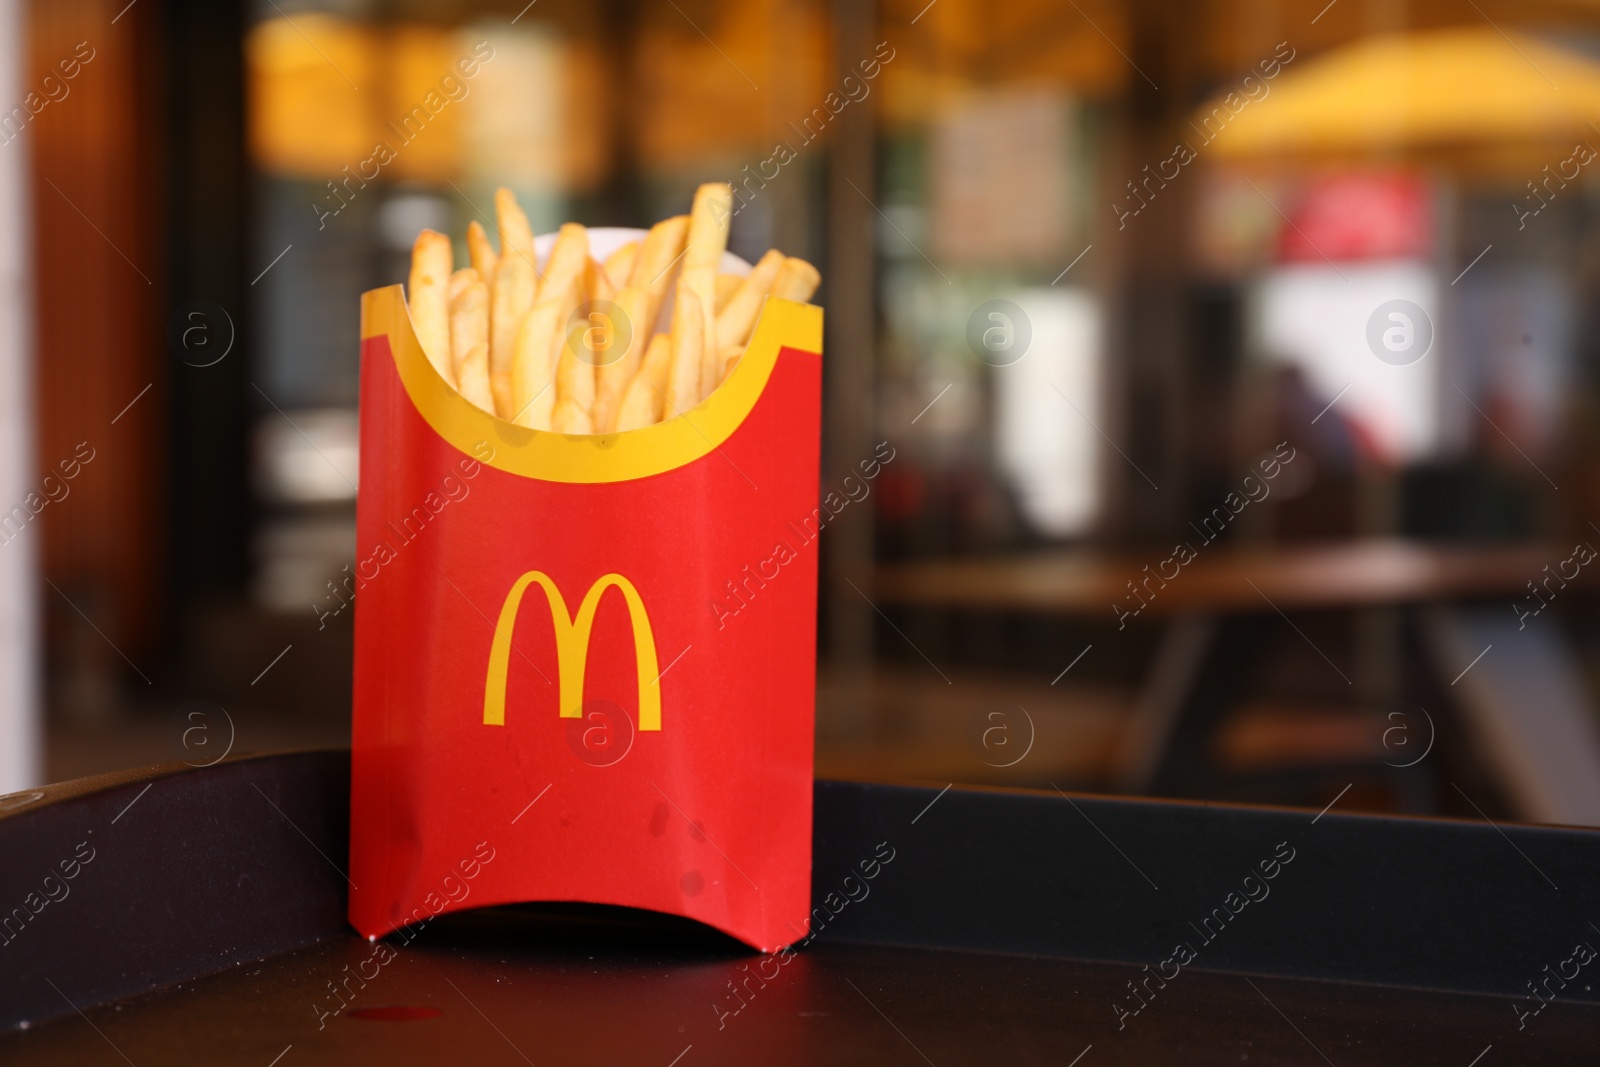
[483,571,662,732]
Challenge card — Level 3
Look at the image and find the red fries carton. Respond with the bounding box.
[348,230,822,952]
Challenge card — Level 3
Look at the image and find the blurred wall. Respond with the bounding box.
[29,0,165,718]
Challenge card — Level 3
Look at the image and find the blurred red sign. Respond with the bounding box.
[1277,173,1431,263]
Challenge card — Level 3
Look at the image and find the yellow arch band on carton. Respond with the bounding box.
[484,571,661,731]
[360,284,822,484]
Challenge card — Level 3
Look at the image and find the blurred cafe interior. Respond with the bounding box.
[7,0,1600,829]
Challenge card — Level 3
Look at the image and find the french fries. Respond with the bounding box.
[630,214,690,331]
[716,249,785,352]
[494,187,535,265]
[554,313,597,422]
[511,279,575,430]
[456,341,495,412]
[614,334,671,432]
[489,255,535,418]
[772,257,821,303]
[467,221,498,281]
[585,254,616,305]
[683,183,733,400]
[449,269,488,383]
[548,225,596,423]
[551,396,593,435]
[401,183,818,433]
[715,272,742,312]
[715,343,744,389]
[663,286,704,418]
[408,230,454,388]
[593,285,651,434]
[542,223,590,307]
[604,241,639,291]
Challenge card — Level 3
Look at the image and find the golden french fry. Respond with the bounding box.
[541,223,589,310]
[554,314,597,420]
[586,254,616,304]
[715,248,786,351]
[541,234,598,423]
[551,396,593,435]
[510,277,577,430]
[449,270,489,380]
[593,285,652,434]
[615,334,671,432]
[715,272,742,313]
[612,386,653,433]
[467,221,498,281]
[448,266,478,301]
[455,341,495,413]
[489,255,535,418]
[663,287,704,418]
[629,216,689,287]
[771,257,821,303]
[629,214,689,330]
[716,343,744,389]
[408,229,455,387]
[642,333,671,382]
[604,241,640,291]
[683,183,732,399]
[494,187,535,264]
[490,380,513,423]
[686,183,733,274]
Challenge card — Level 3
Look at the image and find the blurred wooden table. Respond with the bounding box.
[870,539,1600,824]
[871,539,1572,616]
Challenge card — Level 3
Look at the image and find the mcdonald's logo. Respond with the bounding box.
[483,572,662,731]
